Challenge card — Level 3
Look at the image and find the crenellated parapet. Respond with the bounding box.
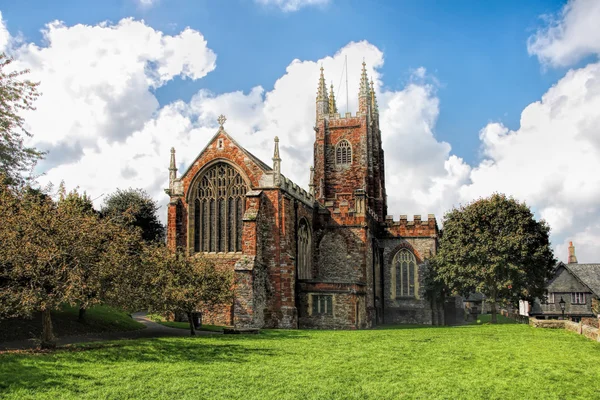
[385,214,438,237]
[278,174,315,206]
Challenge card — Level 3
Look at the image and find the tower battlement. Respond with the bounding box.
[385,214,438,237]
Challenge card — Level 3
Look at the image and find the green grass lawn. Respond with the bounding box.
[1,324,599,399]
[0,305,144,342]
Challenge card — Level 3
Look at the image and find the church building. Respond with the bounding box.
[165,62,444,329]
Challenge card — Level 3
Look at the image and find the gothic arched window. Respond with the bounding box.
[393,250,418,298]
[336,140,352,165]
[193,163,248,253]
[297,219,312,279]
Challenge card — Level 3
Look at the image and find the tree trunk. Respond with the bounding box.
[78,306,86,322]
[187,312,196,336]
[490,301,497,324]
[41,309,56,349]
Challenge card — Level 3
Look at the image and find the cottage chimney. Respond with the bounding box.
[568,241,578,264]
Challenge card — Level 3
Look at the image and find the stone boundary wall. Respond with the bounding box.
[529,318,600,342]
[582,317,599,329]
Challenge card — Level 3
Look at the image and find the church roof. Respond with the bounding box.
[180,127,272,181]
[564,263,600,296]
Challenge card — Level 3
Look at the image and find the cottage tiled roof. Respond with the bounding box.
[564,263,600,296]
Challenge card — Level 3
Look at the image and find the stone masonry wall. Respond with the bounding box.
[381,235,437,325]
[297,282,367,329]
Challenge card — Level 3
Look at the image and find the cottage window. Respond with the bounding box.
[297,219,312,279]
[312,295,333,315]
[193,163,247,253]
[393,249,418,298]
[335,140,352,165]
[571,292,586,304]
[545,293,555,304]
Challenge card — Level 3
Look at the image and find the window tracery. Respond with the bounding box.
[336,140,352,165]
[193,163,247,253]
[393,249,418,298]
[297,219,312,279]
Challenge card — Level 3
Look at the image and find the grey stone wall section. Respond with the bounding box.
[381,237,437,325]
[317,230,364,283]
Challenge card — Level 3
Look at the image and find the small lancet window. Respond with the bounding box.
[217,139,224,149]
[336,140,352,165]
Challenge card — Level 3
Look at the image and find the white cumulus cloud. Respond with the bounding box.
[9,17,216,175]
[528,0,600,67]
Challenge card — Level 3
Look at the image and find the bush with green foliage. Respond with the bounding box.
[101,188,165,243]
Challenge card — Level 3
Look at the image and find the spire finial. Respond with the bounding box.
[316,65,328,102]
[217,114,226,129]
[273,136,280,160]
[359,60,370,97]
[328,82,337,114]
[370,78,378,114]
[272,136,281,186]
[316,65,329,119]
[568,241,578,264]
[169,147,177,190]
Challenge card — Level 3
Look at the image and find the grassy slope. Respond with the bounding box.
[0,305,144,342]
[1,324,599,399]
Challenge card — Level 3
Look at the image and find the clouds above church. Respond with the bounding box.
[3,0,600,262]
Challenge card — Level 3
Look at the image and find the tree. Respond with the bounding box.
[0,180,146,348]
[55,184,139,322]
[0,53,44,186]
[101,188,165,243]
[0,183,83,347]
[140,245,233,335]
[433,193,556,323]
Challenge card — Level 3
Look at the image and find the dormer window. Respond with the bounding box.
[336,140,352,165]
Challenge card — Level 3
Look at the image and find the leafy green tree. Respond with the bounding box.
[56,184,140,322]
[0,180,146,348]
[0,183,83,347]
[140,245,233,335]
[101,188,165,243]
[0,53,44,186]
[433,193,556,323]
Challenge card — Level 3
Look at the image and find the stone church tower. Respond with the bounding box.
[166,62,443,329]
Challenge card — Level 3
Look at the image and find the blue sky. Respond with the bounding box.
[1,0,570,163]
[1,0,600,262]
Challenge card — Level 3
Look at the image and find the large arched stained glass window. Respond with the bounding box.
[393,250,417,297]
[193,163,248,253]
